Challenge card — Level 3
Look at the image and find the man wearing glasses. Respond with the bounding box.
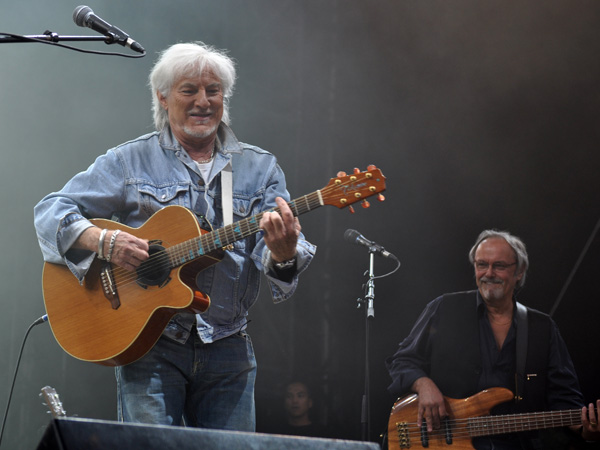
[386,229,599,449]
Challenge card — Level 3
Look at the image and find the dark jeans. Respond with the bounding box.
[115,331,257,431]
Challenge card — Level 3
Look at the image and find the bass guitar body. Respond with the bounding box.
[388,386,587,449]
[388,388,514,450]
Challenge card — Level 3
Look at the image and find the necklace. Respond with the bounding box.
[196,148,214,164]
[488,313,512,326]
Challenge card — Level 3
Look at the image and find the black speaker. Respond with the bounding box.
[37,418,381,449]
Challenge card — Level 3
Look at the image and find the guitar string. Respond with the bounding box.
[108,171,380,289]
[396,418,583,443]
[391,408,587,443]
[106,192,315,287]
[107,193,314,288]
[105,176,376,286]
[397,409,583,434]
[99,174,382,292]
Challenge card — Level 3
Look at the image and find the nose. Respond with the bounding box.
[485,265,496,277]
[194,89,210,108]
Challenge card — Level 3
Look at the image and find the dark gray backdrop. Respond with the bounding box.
[1,1,599,448]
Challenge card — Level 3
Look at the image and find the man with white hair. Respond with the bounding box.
[386,230,599,449]
[34,41,315,431]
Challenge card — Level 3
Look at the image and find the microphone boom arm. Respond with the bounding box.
[0,31,107,45]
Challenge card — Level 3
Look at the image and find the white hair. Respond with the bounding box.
[468,229,529,289]
[149,42,236,131]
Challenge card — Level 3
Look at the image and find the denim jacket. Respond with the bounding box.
[34,123,316,343]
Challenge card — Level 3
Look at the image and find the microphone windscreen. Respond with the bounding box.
[344,229,360,242]
[73,5,92,27]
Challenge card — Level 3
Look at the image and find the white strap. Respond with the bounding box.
[221,161,233,226]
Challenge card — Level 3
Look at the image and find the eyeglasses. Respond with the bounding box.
[474,261,517,272]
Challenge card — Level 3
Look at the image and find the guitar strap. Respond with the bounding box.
[221,161,233,226]
[515,301,528,403]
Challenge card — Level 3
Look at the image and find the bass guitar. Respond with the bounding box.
[388,387,587,449]
[42,166,386,367]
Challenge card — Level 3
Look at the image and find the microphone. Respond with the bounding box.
[344,229,398,260]
[72,5,145,54]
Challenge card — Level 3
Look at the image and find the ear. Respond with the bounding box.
[157,90,168,110]
[515,269,524,282]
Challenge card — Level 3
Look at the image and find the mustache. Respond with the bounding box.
[481,277,503,284]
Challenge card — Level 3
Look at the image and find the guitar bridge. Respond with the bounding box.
[100,263,120,309]
[395,421,411,448]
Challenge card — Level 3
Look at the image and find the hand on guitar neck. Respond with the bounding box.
[42,167,387,367]
[580,399,600,442]
[258,196,300,263]
[409,378,600,441]
[388,388,600,450]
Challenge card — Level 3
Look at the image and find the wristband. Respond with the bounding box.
[97,228,108,260]
[274,256,296,270]
[106,230,121,263]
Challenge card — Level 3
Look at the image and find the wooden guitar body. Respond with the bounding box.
[388,388,514,450]
[388,387,585,449]
[41,167,387,367]
[43,206,215,366]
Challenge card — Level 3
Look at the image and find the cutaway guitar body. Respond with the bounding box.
[43,206,216,366]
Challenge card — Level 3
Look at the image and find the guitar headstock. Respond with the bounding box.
[40,386,66,418]
[321,165,386,212]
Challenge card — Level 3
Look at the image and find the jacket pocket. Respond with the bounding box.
[138,183,191,216]
[229,195,264,252]
[231,195,263,220]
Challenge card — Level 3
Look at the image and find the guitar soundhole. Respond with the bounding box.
[136,243,171,288]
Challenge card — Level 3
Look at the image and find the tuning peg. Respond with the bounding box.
[378,194,385,202]
[367,164,376,171]
[337,171,347,177]
[348,206,355,214]
[353,168,361,174]
[361,200,370,208]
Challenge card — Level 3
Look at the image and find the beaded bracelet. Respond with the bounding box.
[97,228,108,260]
[106,229,121,263]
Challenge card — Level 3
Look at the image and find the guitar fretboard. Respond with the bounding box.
[165,191,323,268]
[469,408,583,437]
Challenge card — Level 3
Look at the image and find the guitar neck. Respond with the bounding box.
[470,408,583,437]
[166,190,322,269]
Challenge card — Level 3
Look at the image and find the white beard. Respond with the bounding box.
[480,280,505,303]
[183,122,218,139]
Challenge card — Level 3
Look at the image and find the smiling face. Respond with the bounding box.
[474,237,523,305]
[157,69,224,151]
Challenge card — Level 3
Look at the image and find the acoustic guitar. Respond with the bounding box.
[387,387,590,449]
[42,166,386,367]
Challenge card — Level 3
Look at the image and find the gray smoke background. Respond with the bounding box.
[1,1,599,448]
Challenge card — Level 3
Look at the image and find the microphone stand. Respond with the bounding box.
[0,31,108,45]
[358,250,376,442]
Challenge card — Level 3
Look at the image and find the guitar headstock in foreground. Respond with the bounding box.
[321,165,386,213]
[40,386,66,419]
